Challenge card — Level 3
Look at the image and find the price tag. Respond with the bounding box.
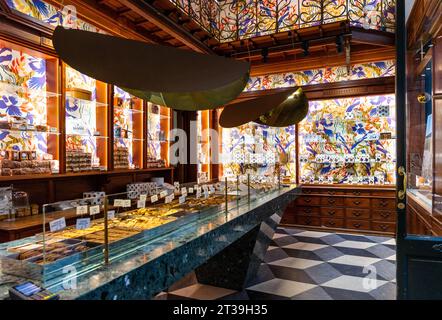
[113,199,124,207]
[188,187,194,194]
[165,195,173,204]
[137,200,146,209]
[76,218,91,230]
[139,194,147,202]
[174,182,180,188]
[202,185,208,192]
[209,185,215,193]
[193,184,199,190]
[151,194,158,203]
[122,199,131,208]
[107,210,115,220]
[76,205,88,215]
[179,195,186,204]
[89,205,100,216]
[49,217,66,232]
[196,188,201,199]
[181,187,187,196]
[160,190,168,198]
[204,189,209,199]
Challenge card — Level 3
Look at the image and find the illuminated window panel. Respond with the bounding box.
[219,111,296,184]
[113,87,143,170]
[64,65,108,173]
[146,102,170,168]
[197,110,212,183]
[0,41,60,176]
[298,95,396,185]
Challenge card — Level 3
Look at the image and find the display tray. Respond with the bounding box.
[0,194,241,286]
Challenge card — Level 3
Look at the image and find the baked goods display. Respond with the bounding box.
[66,148,93,172]
[146,156,165,168]
[113,146,130,169]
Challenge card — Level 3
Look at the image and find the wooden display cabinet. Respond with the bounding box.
[146,102,171,168]
[197,110,211,183]
[112,86,143,170]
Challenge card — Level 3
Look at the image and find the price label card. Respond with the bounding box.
[174,182,180,188]
[181,187,187,196]
[49,217,66,232]
[196,189,201,199]
[139,194,147,202]
[76,218,91,230]
[160,190,168,198]
[209,185,215,193]
[113,199,124,207]
[89,205,100,216]
[202,185,208,192]
[193,184,199,190]
[165,195,173,204]
[188,187,194,194]
[179,195,186,204]
[204,189,209,199]
[107,210,115,220]
[151,194,158,203]
[137,200,146,209]
[122,199,131,208]
[76,205,88,215]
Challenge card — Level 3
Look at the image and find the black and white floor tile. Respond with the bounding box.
[166,228,397,300]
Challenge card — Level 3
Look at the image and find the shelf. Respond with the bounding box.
[148,113,171,120]
[114,106,144,114]
[0,129,60,135]
[66,95,108,108]
[114,137,144,142]
[66,133,109,139]
[0,82,60,99]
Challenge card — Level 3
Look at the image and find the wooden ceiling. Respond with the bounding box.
[45,0,395,76]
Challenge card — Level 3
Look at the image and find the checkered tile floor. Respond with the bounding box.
[166,228,397,300]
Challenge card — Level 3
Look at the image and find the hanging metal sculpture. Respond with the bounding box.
[219,88,309,128]
[52,26,250,111]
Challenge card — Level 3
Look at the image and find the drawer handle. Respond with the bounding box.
[353,211,362,217]
[380,212,391,218]
[304,208,312,213]
[353,191,361,196]
[379,224,388,231]
[328,198,336,204]
[353,201,361,205]
[328,211,336,216]
[305,218,312,225]
[304,198,312,203]
[328,191,335,195]
[353,223,362,228]
[327,221,336,226]
[379,201,388,207]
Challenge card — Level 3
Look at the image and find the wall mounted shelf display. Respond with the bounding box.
[147,103,171,168]
[0,41,60,176]
[298,94,396,185]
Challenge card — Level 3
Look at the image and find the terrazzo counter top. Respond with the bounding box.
[0,185,299,300]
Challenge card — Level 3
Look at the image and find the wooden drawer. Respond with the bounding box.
[372,221,396,233]
[301,188,316,195]
[372,210,396,222]
[372,198,396,210]
[345,189,371,197]
[320,207,345,218]
[371,190,396,197]
[345,208,370,219]
[321,217,345,228]
[281,211,296,224]
[318,189,345,196]
[296,206,320,216]
[296,196,320,206]
[346,219,371,230]
[320,196,344,206]
[345,197,371,208]
[296,216,321,227]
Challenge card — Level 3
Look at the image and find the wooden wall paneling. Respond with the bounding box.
[434,36,442,95]
[108,84,115,171]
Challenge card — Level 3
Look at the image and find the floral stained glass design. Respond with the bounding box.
[298,94,396,185]
[245,60,395,92]
[0,46,49,154]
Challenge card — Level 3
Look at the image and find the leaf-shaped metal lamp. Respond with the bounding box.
[219,88,309,128]
[253,88,309,127]
[52,26,250,111]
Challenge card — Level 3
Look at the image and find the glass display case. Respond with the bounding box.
[298,95,396,185]
[64,66,108,173]
[0,40,60,176]
[219,119,297,184]
[112,87,143,170]
[146,102,170,168]
[0,178,282,286]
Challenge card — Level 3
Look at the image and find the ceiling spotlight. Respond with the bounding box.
[301,41,309,56]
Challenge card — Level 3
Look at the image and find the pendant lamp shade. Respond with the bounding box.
[52,26,250,110]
